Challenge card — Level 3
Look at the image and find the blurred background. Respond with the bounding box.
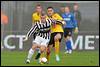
[1,1,99,51]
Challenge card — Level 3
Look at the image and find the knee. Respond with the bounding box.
[65,36,71,41]
[32,44,37,50]
[54,34,61,41]
[40,46,46,53]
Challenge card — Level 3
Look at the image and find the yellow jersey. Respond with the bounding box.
[49,13,64,33]
[32,12,41,23]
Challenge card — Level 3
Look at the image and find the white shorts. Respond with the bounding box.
[33,36,50,47]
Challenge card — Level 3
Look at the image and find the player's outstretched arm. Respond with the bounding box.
[23,23,38,41]
[50,18,66,25]
[56,20,66,25]
[23,36,28,41]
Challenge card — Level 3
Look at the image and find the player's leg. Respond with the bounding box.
[39,45,46,64]
[26,36,41,63]
[34,36,51,60]
[39,38,49,64]
[26,43,37,63]
[54,32,63,61]
[40,46,46,58]
[32,32,41,60]
[33,32,41,60]
[46,33,54,63]
[46,45,52,63]
[64,28,73,54]
[65,36,72,53]
[35,48,41,60]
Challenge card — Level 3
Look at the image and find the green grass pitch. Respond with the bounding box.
[1,50,99,66]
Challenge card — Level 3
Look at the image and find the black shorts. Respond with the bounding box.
[48,32,63,47]
[64,28,73,38]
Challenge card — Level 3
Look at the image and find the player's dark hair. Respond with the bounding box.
[74,3,78,6]
[47,7,54,10]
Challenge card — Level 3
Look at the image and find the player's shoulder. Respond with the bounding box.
[62,13,66,17]
[34,20,40,24]
[53,13,60,17]
[53,13,63,19]
[32,12,38,16]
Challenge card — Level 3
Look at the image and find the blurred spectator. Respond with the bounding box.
[32,4,43,24]
[1,11,8,25]
[1,10,8,50]
[59,6,65,16]
[73,3,82,28]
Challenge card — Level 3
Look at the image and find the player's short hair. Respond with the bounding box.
[36,4,42,8]
[74,3,78,6]
[47,7,54,10]
[41,11,46,16]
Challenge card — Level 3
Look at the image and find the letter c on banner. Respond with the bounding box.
[4,35,16,50]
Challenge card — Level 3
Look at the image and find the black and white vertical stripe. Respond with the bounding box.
[27,19,55,39]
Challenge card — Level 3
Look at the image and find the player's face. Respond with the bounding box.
[41,15,46,23]
[74,5,78,11]
[47,8,54,16]
[36,6,42,13]
[65,7,70,13]
[60,7,65,13]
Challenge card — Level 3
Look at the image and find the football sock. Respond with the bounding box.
[35,53,41,60]
[27,48,34,60]
[35,48,41,60]
[55,40,59,56]
[66,40,72,51]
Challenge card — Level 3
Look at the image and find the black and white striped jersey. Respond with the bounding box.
[27,19,57,39]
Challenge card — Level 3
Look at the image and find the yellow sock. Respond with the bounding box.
[55,40,59,56]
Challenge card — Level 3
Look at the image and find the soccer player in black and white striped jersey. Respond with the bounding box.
[24,11,65,64]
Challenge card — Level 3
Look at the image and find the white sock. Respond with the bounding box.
[27,48,34,60]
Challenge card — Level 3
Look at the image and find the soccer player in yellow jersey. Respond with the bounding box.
[32,4,42,24]
[46,7,65,62]
[32,4,43,40]
[32,4,48,24]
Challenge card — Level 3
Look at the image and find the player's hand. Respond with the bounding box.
[62,20,66,25]
[56,20,66,25]
[23,36,28,41]
[74,27,78,34]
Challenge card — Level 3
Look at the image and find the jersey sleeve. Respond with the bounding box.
[48,18,64,25]
[55,13,63,20]
[26,23,38,37]
[32,13,35,23]
[53,13,64,25]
